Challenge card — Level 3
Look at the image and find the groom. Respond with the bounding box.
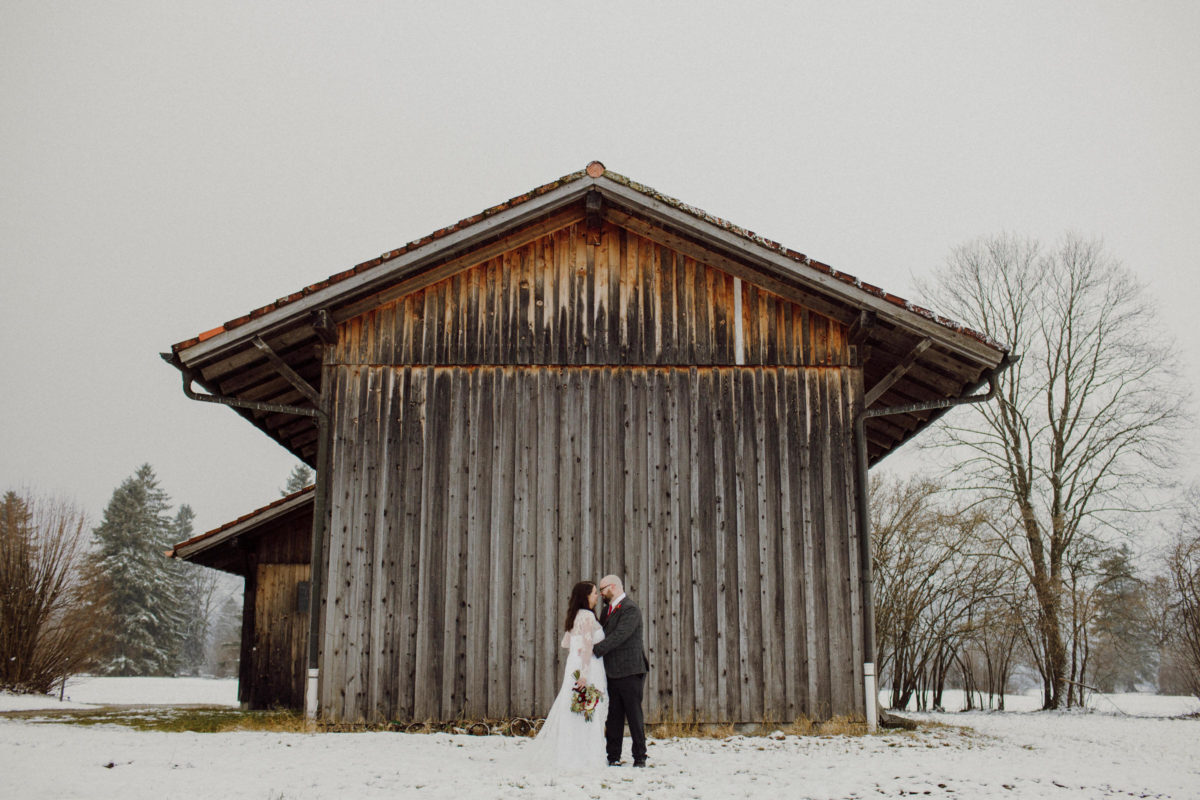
[591,574,649,767]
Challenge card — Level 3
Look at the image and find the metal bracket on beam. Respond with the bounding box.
[252,336,322,407]
[310,309,337,346]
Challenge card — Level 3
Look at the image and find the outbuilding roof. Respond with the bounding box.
[167,484,314,574]
[164,161,1008,465]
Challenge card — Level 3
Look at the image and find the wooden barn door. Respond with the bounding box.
[249,562,310,710]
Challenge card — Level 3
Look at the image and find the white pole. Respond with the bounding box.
[864,662,878,732]
[306,668,319,719]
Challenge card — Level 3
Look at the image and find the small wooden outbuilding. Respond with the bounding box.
[170,487,313,710]
[166,162,1007,724]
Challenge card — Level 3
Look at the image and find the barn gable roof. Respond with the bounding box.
[163,162,1008,465]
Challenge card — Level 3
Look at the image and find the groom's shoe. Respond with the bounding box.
[607,760,622,767]
[633,760,647,768]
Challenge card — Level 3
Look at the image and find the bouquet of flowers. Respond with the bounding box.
[571,670,604,722]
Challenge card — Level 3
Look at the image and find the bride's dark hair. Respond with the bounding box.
[563,581,596,632]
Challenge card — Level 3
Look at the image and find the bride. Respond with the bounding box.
[528,580,609,770]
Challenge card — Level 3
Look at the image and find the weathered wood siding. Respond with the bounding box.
[317,220,864,723]
[333,222,851,369]
[320,364,863,723]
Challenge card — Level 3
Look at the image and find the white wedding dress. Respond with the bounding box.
[527,608,609,771]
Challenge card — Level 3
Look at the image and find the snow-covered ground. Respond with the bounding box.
[0,676,240,711]
[2,679,1197,799]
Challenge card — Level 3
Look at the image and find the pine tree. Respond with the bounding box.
[1090,545,1155,692]
[92,465,189,676]
[282,463,314,496]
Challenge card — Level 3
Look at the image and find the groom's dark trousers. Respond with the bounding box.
[593,597,650,764]
[605,673,647,764]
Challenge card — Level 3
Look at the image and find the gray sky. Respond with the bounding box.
[3,1,1197,535]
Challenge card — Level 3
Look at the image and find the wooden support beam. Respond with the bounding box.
[864,338,932,408]
[848,310,876,346]
[253,336,322,407]
[585,190,603,246]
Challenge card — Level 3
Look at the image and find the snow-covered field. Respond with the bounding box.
[2,679,1197,799]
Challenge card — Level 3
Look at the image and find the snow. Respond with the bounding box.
[0,676,238,711]
[2,680,1197,799]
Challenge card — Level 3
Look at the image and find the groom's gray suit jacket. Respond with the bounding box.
[593,598,650,679]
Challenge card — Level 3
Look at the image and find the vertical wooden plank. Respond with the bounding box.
[606,230,621,366]
[676,252,692,365]
[691,368,718,720]
[378,367,405,719]
[842,367,865,714]
[659,246,676,364]
[807,369,831,719]
[640,236,656,364]
[450,272,465,365]
[464,369,493,716]
[395,367,424,719]
[737,367,765,722]
[464,266,481,364]
[692,261,711,365]
[534,369,558,714]
[743,284,761,365]
[366,367,393,721]
[500,250,515,365]
[575,224,591,366]
[324,366,357,719]
[764,293,780,366]
[488,367,516,717]
[591,227,608,363]
[713,368,739,719]
[511,368,535,715]
[416,368,450,719]
[441,368,470,717]
[645,369,666,718]
[604,368,625,577]
[760,368,786,719]
[822,371,852,716]
[482,258,497,365]
[671,367,694,719]
[779,367,807,719]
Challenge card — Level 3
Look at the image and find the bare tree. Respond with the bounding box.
[871,475,1013,710]
[0,490,106,693]
[1164,506,1200,700]
[920,233,1186,708]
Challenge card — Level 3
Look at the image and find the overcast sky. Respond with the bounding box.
[2,1,1197,536]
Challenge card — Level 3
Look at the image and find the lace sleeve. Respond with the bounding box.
[571,610,599,683]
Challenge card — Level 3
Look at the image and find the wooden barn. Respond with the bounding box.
[165,162,1007,726]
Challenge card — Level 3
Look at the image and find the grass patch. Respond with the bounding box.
[0,705,307,733]
[648,713,872,739]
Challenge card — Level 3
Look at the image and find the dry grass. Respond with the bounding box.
[648,712,871,739]
[4,706,881,738]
